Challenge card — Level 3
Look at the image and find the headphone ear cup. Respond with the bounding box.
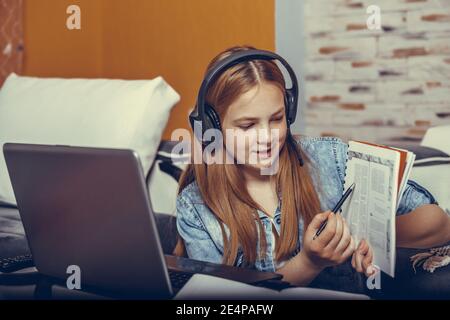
[204,104,222,132]
[285,90,296,126]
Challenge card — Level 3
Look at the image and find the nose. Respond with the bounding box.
[257,128,270,145]
[256,128,280,151]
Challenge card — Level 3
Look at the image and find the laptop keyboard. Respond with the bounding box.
[168,270,194,289]
[0,254,34,273]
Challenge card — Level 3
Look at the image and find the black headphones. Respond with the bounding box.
[189,49,303,166]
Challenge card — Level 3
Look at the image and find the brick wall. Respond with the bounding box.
[0,0,23,88]
[302,0,450,144]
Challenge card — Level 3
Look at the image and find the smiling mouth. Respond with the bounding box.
[256,147,272,158]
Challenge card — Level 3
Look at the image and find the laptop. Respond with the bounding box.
[3,143,282,299]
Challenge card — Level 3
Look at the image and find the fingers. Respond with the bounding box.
[309,211,332,230]
[334,217,351,253]
[341,235,355,261]
[359,239,369,255]
[324,214,344,250]
[305,211,362,269]
[354,241,364,273]
[317,211,337,245]
[351,248,356,269]
[352,239,375,276]
[362,245,374,277]
[322,215,353,265]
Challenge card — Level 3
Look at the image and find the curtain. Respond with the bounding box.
[0,0,24,88]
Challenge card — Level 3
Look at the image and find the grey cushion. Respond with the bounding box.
[0,205,29,260]
[389,143,450,162]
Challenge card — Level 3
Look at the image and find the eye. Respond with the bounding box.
[271,116,283,122]
[238,123,254,130]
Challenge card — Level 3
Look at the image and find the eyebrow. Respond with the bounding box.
[233,107,284,123]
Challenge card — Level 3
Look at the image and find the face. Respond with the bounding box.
[221,82,288,174]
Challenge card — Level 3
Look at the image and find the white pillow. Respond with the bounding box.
[147,160,187,216]
[421,125,450,155]
[417,125,450,214]
[0,73,180,205]
[410,164,450,215]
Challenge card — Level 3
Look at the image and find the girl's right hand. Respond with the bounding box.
[301,210,356,270]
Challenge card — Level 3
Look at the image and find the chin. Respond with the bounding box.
[246,153,280,173]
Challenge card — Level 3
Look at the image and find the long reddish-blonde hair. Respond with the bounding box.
[174,45,321,267]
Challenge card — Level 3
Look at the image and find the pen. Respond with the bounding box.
[313,182,356,240]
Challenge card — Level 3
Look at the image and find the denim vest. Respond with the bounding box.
[176,136,437,272]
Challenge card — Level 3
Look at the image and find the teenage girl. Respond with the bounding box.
[174,46,450,286]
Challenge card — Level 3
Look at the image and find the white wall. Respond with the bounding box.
[275,0,307,135]
[276,0,450,144]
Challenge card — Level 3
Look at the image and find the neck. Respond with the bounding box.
[240,165,276,187]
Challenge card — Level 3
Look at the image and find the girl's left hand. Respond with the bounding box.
[351,239,376,277]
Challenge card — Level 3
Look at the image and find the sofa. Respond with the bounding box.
[0,74,449,299]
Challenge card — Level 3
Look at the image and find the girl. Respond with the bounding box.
[174,46,450,287]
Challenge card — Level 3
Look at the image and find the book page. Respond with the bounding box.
[174,274,370,300]
[391,147,416,210]
[174,274,278,300]
[341,141,400,277]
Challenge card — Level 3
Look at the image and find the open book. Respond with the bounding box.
[174,274,370,300]
[341,140,415,277]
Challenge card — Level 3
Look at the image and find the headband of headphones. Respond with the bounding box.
[189,49,299,130]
